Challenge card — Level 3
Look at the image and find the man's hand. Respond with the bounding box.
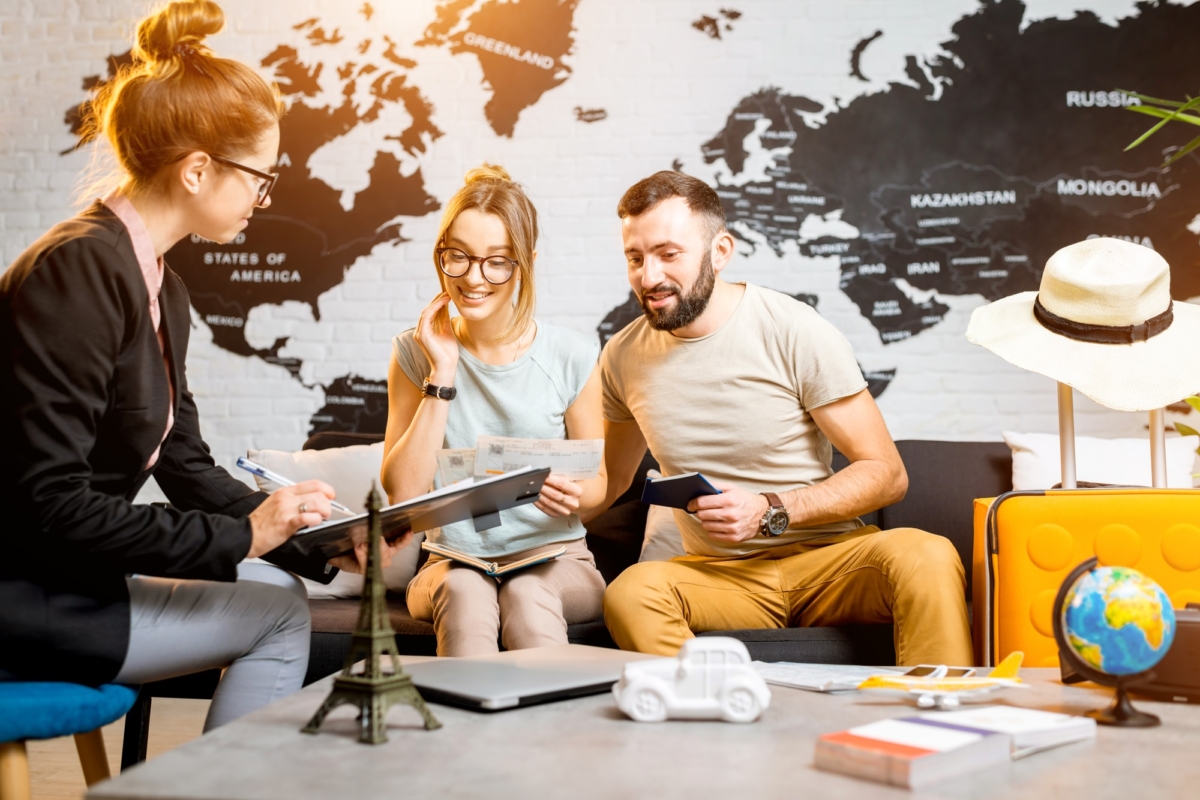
[687,481,769,544]
[328,531,414,575]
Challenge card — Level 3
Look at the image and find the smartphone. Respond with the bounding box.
[903,665,977,678]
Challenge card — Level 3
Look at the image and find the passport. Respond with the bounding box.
[640,472,721,509]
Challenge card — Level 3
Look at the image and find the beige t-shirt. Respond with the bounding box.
[600,283,869,558]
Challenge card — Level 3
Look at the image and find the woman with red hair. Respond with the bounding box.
[0,1,399,729]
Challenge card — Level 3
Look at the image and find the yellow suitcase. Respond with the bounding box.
[973,489,1200,667]
[971,385,1200,667]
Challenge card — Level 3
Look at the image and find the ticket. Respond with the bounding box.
[473,436,603,481]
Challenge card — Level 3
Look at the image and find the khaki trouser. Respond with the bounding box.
[603,527,973,666]
[407,538,606,657]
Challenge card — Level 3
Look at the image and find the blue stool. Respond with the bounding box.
[0,683,138,800]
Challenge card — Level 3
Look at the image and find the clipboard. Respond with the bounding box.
[288,466,550,559]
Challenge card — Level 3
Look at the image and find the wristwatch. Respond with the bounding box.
[422,378,457,401]
[758,492,789,537]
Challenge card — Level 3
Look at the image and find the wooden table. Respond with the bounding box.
[87,666,1200,799]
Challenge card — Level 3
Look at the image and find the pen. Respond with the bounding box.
[236,456,355,515]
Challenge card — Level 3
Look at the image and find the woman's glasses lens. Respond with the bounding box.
[438,248,515,284]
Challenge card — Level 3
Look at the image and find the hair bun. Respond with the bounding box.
[463,163,513,185]
[134,0,225,65]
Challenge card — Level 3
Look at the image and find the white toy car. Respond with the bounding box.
[612,637,771,723]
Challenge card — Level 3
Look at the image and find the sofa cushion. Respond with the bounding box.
[1004,430,1198,490]
[245,442,424,597]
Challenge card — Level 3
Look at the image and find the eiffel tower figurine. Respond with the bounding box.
[302,484,441,743]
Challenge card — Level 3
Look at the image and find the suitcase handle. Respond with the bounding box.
[1056,382,1167,489]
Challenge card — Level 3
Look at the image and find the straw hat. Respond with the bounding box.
[966,237,1200,412]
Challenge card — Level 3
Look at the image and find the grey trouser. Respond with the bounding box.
[114,563,311,731]
[406,539,606,657]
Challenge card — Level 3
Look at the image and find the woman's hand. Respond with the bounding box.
[327,531,414,574]
[414,292,459,382]
[247,480,336,558]
[535,474,584,518]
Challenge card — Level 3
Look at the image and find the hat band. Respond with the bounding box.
[1034,295,1174,345]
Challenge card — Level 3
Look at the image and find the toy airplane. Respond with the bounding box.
[857,652,1027,709]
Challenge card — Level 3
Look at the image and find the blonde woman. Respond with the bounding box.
[383,165,607,657]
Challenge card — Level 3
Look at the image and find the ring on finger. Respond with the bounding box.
[299,502,309,514]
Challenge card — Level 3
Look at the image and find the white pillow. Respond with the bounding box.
[1002,431,1199,490]
[244,442,424,598]
[639,470,687,561]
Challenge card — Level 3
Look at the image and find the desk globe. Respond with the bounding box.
[1052,557,1177,726]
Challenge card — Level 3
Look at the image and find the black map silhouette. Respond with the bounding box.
[419,0,580,137]
[63,4,580,435]
[702,0,1200,347]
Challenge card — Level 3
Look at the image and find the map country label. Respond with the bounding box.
[461,31,555,69]
[909,189,1017,208]
[1056,178,1161,198]
[1065,91,1141,108]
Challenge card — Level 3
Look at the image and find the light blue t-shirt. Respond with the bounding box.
[392,321,599,557]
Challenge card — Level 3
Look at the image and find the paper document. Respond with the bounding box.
[436,448,477,486]
[474,436,603,481]
[752,662,905,692]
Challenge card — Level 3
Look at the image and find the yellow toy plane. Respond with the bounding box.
[857,652,1027,709]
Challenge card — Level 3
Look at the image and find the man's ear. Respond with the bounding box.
[173,151,212,197]
[710,229,736,274]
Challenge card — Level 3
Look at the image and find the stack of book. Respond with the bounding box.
[814,706,1096,789]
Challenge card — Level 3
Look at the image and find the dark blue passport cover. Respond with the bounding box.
[640,473,721,509]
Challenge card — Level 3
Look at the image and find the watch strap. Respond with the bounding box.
[422,379,457,401]
[762,492,784,511]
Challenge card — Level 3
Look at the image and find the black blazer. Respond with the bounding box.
[0,203,332,685]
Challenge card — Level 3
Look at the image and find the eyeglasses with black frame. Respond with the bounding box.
[436,247,518,285]
[211,154,279,207]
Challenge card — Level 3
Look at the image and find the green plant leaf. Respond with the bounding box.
[1165,132,1200,165]
[1117,89,1187,107]
[1174,422,1200,437]
[1185,396,1200,413]
[1126,105,1200,126]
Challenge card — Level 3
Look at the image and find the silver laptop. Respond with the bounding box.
[404,644,660,711]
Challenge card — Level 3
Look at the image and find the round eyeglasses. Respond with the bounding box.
[436,247,518,285]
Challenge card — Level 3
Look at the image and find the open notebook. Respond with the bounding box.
[421,541,566,577]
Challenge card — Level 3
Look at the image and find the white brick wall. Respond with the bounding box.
[0,0,1174,501]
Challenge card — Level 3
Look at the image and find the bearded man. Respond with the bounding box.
[595,171,972,666]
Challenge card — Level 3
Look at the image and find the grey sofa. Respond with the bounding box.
[121,435,1011,768]
[302,434,1013,681]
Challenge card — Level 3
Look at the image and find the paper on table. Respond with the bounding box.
[752,662,905,692]
[474,436,603,481]
[436,448,476,486]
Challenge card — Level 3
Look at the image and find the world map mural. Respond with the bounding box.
[62,0,1200,436]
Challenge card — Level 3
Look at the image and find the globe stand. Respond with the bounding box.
[1087,677,1160,727]
[1052,557,1165,729]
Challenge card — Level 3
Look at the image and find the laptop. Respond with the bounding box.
[404,644,661,711]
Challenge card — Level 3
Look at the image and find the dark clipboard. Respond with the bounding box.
[288,466,550,559]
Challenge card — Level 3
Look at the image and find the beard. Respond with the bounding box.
[639,250,716,332]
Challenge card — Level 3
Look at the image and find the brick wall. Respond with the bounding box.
[0,0,1170,501]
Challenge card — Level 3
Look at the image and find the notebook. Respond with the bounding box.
[420,541,566,577]
[814,717,1012,788]
[752,661,905,692]
[916,706,1096,759]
